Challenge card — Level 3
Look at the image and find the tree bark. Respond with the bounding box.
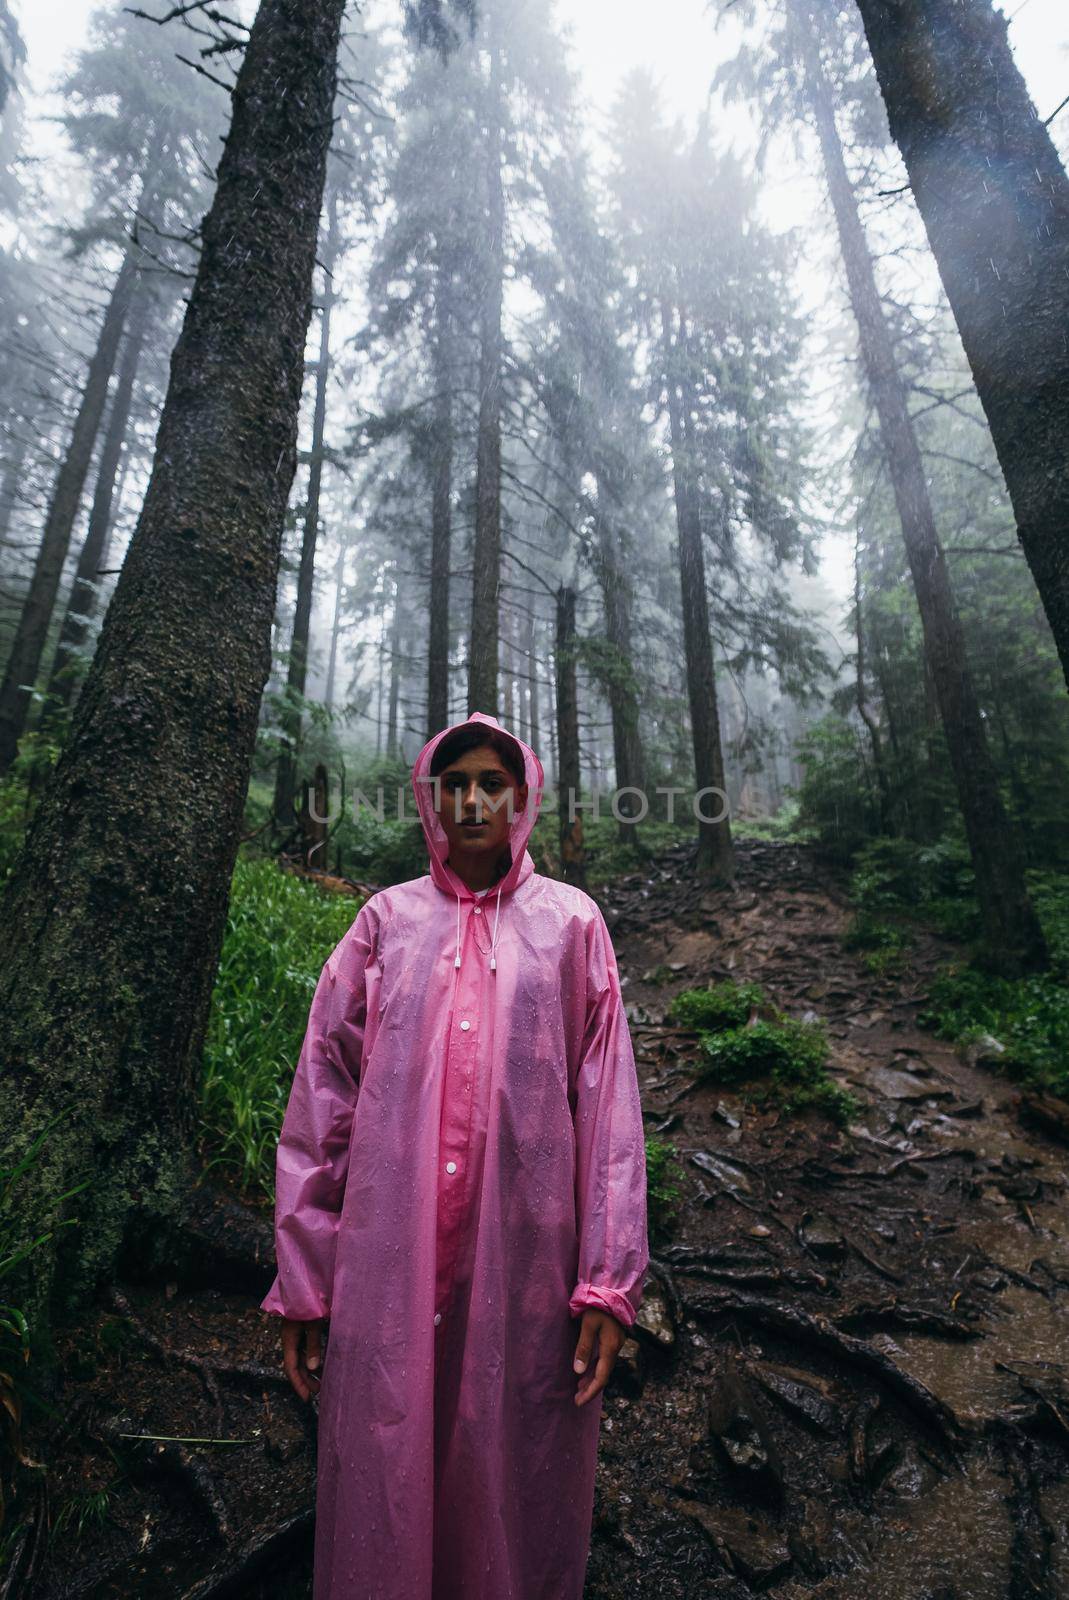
[853,526,890,831]
[325,537,345,713]
[555,583,585,887]
[0,425,28,549]
[43,282,152,718]
[468,40,504,716]
[593,478,646,841]
[426,282,453,737]
[800,8,1046,974]
[273,186,340,834]
[0,246,139,770]
[0,0,346,1353]
[528,605,541,755]
[850,0,1069,693]
[661,304,735,885]
[386,574,402,759]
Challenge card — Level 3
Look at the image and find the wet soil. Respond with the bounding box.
[14,839,1069,1598]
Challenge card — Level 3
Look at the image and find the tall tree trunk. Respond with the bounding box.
[0,0,346,1352]
[386,576,402,759]
[325,536,345,712]
[44,282,152,718]
[853,526,890,831]
[518,604,531,744]
[375,568,387,757]
[661,304,735,885]
[850,0,1069,693]
[273,187,339,834]
[799,11,1046,975]
[0,246,139,770]
[0,426,28,549]
[555,583,585,887]
[426,285,453,737]
[528,606,541,755]
[468,41,504,715]
[593,478,646,841]
[502,602,518,728]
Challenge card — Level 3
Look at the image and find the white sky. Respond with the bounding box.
[16,0,1068,154]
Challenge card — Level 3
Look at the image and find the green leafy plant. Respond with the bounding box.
[920,964,1069,1098]
[669,979,857,1125]
[644,1137,684,1239]
[842,911,912,974]
[699,1016,856,1124]
[667,980,767,1033]
[916,868,1069,1098]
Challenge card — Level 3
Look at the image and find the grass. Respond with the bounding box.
[667,979,857,1126]
[199,854,365,1198]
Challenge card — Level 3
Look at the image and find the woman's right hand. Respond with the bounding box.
[281,1317,326,1402]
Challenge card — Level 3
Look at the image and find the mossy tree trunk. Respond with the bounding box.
[0,0,346,1359]
[851,0,1069,695]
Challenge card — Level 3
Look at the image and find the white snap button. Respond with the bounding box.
[473,906,482,914]
[434,1312,442,1325]
[460,1019,470,1031]
[446,1161,457,1173]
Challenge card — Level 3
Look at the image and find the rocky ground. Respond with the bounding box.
[15,839,1069,1598]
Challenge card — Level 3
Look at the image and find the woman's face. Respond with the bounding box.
[434,743,527,870]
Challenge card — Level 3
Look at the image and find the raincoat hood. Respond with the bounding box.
[411,710,544,905]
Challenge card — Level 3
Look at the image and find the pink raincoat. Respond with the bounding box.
[261,711,649,1599]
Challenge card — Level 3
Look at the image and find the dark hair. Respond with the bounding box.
[430,725,526,787]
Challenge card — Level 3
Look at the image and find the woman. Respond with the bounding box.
[262,710,649,1599]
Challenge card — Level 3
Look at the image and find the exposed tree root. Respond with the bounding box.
[92,1411,235,1544]
[684,1288,966,1452]
[106,1288,289,1430]
[176,1506,314,1599]
[176,1182,275,1295]
[834,1297,983,1340]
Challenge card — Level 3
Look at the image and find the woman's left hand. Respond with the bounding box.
[572,1308,626,1407]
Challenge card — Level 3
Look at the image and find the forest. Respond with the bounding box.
[1,0,1068,1593]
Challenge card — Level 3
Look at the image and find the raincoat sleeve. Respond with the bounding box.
[568,904,649,1330]
[260,901,375,1322]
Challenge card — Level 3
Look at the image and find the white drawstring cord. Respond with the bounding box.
[451,884,505,972]
[489,884,503,972]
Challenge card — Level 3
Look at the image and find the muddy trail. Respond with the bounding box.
[18,840,1069,1599]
